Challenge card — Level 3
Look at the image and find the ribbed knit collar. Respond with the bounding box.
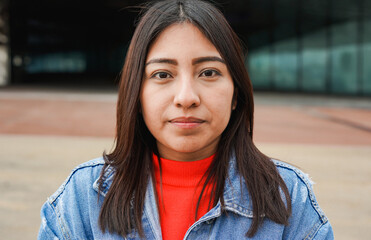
[152,153,215,188]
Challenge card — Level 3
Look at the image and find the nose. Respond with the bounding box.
[173,78,200,109]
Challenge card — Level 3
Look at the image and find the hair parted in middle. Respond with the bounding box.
[99,0,292,238]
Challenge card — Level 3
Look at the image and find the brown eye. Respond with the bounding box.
[200,69,220,78]
[159,72,169,78]
[153,72,172,79]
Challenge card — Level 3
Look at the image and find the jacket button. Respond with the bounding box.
[193,225,200,231]
[206,219,214,224]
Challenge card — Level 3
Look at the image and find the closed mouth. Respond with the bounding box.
[168,117,205,129]
[169,117,205,123]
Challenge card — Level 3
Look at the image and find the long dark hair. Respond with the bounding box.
[99,0,291,237]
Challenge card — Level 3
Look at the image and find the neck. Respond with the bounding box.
[156,142,218,162]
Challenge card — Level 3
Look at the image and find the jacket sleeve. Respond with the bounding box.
[38,201,63,240]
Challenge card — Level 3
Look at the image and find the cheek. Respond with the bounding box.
[209,86,235,123]
[216,83,234,106]
[140,88,168,128]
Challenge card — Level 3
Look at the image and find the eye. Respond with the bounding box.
[151,71,172,79]
[200,69,221,78]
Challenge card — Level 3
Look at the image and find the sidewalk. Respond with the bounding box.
[0,87,370,239]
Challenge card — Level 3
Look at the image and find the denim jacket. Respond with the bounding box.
[38,156,334,239]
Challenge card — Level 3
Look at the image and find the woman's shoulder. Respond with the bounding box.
[47,157,107,204]
[39,158,116,239]
[271,159,320,207]
[272,159,315,189]
[271,159,333,238]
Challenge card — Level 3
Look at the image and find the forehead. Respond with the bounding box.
[146,22,221,60]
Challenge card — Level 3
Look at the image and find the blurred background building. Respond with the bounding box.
[1,0,370,96]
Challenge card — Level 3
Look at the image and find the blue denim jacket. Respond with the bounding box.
[38,156,334,239]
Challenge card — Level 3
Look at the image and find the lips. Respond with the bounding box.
[169,117,205,129]
[170,117,204,123]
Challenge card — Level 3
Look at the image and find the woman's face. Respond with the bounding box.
[140,23,235,161]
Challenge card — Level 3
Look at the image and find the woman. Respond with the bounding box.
[38,0,334,239]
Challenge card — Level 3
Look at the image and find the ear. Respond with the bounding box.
[232,88,238,110]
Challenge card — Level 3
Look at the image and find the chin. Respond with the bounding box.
[173,146,201,153]
[172,142,213,155]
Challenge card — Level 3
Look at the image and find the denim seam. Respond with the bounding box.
[304,220,326,240]
[49,201,71,240]
[223,202,254,218]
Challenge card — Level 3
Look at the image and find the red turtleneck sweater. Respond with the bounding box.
[152,154,215,240]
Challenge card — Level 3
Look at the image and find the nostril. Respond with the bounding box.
[174,98,200,109]
[173,83,201,108]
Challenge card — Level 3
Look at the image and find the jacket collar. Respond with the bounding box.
[93,154,254,218]
[92,164,115,197]
[222,155,254,218]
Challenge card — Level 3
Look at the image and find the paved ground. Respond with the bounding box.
[0,86,370,239]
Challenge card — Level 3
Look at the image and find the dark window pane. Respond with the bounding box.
[362,18,371,95]
[302,29,327,92]
[330,21,358,94]
[248,46,271,89]
[272,38,298,91]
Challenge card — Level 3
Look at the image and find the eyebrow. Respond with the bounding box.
[145,58,177,66]
[145,56,226,66]
[192,56,226,65]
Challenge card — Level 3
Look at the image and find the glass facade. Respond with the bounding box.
[7,0,371,96]
[248,0,371,96]
[362,18,371,94]
[302,28,327,92]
